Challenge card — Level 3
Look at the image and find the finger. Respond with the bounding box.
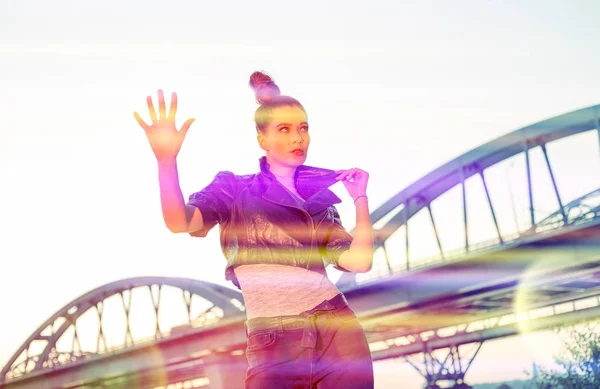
[353,168,366,176]
[180,118,195,137]
[146,96,157,123]
[168,92,177,120]
[158,89,166,119]
[133,112,149,130]
[347,170,360,181]
[335,170,348,180]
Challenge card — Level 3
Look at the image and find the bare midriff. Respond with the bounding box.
[233,264,341,319]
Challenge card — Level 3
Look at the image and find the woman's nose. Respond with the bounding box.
[293,132,304,144]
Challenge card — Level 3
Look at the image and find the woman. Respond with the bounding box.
[134,71,375,388]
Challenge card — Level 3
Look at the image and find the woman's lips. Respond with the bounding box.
[291,150,305,156]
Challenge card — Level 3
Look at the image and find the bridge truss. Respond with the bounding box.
[338,103,600,388]
[1,277,246,386]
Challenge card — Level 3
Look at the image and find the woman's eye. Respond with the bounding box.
[301,127,309,132]
[279,127,289,132]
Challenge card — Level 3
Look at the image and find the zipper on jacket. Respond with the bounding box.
[262,197,316,269]
[314,210,328,231]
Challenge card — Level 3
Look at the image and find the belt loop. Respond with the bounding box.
[244,321,249,337]
[278,316,284,333]
[301,314,318,349]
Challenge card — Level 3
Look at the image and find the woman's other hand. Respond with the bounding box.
[134,90,195,161]
[335,168,369,200]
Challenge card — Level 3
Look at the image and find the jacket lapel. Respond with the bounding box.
[256,156,343,216]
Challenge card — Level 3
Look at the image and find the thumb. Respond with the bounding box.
[180,118,195,137]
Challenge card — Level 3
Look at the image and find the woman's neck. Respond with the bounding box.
[266,156,297,182]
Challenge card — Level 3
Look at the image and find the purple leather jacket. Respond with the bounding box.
[187,156,353,290]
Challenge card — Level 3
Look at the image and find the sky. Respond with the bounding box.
[1,0,600,387]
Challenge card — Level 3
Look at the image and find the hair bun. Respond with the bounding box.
[249,71,281,104]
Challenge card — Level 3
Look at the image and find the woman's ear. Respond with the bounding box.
[257,134,269,151]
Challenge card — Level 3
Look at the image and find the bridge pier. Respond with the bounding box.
[405,343,482,389]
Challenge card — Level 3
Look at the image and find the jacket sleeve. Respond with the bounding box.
[186,171,238,237]
[323,206,354,272]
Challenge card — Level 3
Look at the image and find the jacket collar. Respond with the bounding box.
[256,156,342,215]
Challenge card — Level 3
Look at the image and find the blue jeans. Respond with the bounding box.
[243,293,374,388]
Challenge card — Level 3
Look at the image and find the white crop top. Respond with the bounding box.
[234,263,341,319]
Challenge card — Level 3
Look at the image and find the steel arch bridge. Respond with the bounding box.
[338,103,600,288]
[1,277,246,384]
[335,103,600,388]
[2,104,600,389]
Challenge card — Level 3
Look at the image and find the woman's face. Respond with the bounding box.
[257,105,310,168]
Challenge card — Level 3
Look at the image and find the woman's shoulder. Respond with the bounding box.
[211,170,258,191]
[212,170,256,180]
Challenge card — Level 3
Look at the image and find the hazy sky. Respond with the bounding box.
[1,0,600,387]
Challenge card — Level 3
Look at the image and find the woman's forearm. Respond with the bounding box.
[339,197,374,272]
[157,158,189,233]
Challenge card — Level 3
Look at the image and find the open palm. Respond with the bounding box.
[133,89,195,161]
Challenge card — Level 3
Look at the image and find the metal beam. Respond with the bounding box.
[370,104,600,240]
[2,277,244,380]
[1,317,248,389]
[371,303,600,360]
[480,170,503,244]
[541,143,567,224]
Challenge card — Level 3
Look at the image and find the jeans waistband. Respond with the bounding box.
[244,293,349,349]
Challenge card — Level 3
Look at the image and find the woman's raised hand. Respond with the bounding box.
[134,90,195,161]
[335,168,369,201]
